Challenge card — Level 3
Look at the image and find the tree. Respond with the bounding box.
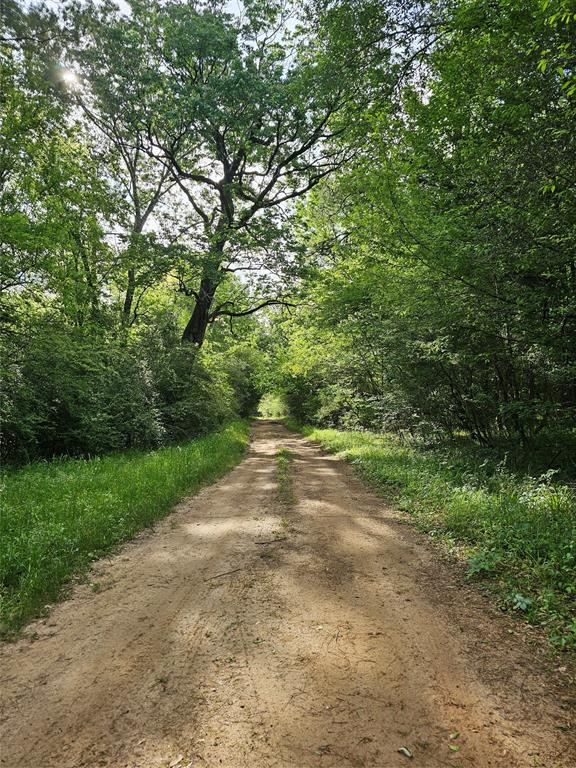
[0,2,269,461]
[275,0,576,444]
[66,3,177,327]
[72,0,351,345]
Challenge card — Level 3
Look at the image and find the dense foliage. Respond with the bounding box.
[1,0,574,641]
[277,0,576,453]
[4,0,573,458]
[270,0,576,649]
[1,0,315,461]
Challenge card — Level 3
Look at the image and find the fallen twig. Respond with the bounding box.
[255,538,287,545]
[204,567,244,581]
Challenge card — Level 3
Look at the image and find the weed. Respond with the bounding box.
[0,421,249,633]
[291,424,576,651]
[276,448,295,506]
[466,550,502,578]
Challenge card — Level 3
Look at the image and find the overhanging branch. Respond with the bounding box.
[209,298,296,321]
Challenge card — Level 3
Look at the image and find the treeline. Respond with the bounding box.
[2,316,262,460]
[1,0,575,463]
[277,0,576,452]
[0,0,346,462]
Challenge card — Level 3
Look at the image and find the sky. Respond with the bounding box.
[34,0,245,17]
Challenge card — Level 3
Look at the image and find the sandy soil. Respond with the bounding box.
[1,421,574,768]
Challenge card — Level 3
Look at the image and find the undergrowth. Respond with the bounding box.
[286,420,576,651]
[0,420,250,634]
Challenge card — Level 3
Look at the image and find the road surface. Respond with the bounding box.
[1,421,574,767]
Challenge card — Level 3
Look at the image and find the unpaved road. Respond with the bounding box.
[1,422,574,768]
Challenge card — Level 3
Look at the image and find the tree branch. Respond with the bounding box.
[210,298,296,321]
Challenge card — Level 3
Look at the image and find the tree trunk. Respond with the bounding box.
[122,267,136,325]
[182,276,217,346]
[122,221,144,326]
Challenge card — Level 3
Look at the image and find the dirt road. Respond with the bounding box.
[1,422,574,768]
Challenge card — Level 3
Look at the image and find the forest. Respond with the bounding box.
[1,2,576,765]
[1,0,576,661]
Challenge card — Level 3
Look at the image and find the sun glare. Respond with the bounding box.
[59,68,80,89]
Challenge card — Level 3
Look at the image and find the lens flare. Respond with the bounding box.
[59,69,80,88]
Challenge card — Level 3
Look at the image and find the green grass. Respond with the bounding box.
[287,421,576,651]
[0,420,250,634]
[276,447,295,506]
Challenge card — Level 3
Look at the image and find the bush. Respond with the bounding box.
[143,335,235,441]
[219,345,265,417]
[0,318,250,462]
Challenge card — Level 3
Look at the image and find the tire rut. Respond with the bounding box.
[0,421,574,768]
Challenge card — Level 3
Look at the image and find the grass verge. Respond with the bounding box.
[286,420,576,651]
[0,420,250,634]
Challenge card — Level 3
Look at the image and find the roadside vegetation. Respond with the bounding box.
[0,421,249,634]
[288,422,576,651]
[276,447,295,507]
[267,0,576,654]
[2,0,574,653]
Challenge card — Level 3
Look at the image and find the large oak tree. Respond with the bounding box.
[73,0,352,345]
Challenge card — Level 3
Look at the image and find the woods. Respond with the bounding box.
[276,0,576,449]
[2,0,574,462]
[1,0,575,641]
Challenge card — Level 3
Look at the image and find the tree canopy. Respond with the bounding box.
[1,0,575,461]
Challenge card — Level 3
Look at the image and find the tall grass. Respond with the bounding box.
[0,420,250,633]
[290,423,576,650]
